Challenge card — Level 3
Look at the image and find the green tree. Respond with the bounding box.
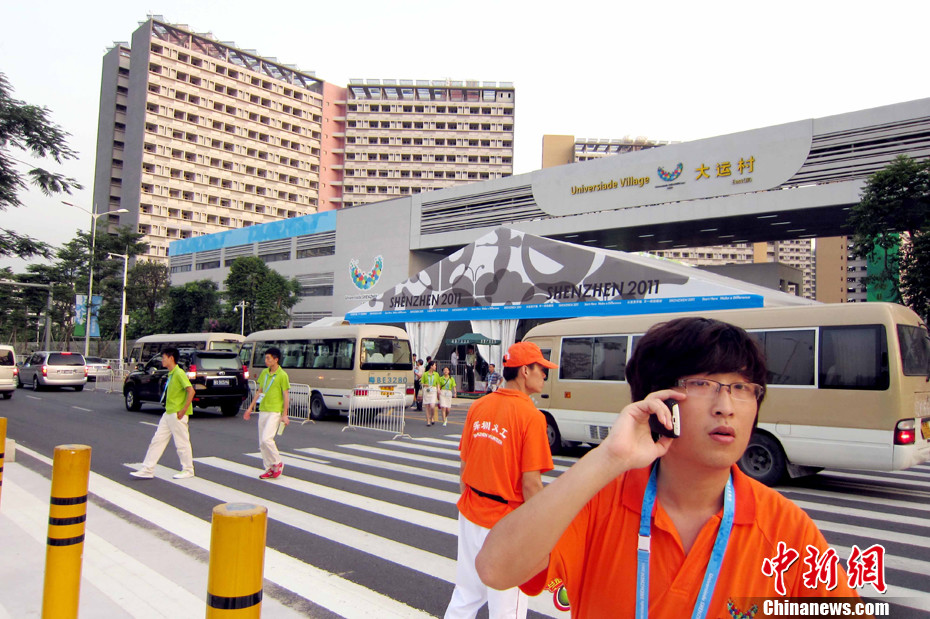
[848,155,930,309]
[157,280,223,334]
[223,257,300,333]
[0,72,82,258]
[900,232,930,320]
[126,261,170,325]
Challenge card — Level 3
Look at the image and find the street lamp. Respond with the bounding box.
[108,252,129,370]
[62,201,128,356]
[233,300,250,335]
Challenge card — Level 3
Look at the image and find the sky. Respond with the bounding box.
[1,0,928,273]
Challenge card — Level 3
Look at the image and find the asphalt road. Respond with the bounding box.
[2,385,929,618]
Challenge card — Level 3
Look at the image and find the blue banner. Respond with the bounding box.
[73,294,102,338]
[345,294,764,324]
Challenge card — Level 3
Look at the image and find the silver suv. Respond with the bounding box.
[18,351,87,391]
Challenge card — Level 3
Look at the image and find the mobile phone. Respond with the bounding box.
[649,399,681,440]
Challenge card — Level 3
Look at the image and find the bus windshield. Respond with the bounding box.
[360,338,412,370]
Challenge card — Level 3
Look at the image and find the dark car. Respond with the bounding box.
[123,351,248,416]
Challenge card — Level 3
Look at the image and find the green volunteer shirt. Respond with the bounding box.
[439,375,456,391]
[422,371,440,387]
[257,367,290,413]
[164,365,193,415]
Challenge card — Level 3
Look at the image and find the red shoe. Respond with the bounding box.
[271,463,283,479]
[259,467,275,479]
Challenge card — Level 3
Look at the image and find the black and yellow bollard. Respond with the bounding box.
[0,417,6,508]
[206,503,267,618]
[42,444,91,619]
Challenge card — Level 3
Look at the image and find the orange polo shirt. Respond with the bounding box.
[522,464,861,618]
[458,388,554,529]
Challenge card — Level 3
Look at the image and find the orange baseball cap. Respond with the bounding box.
[503,342,558,369]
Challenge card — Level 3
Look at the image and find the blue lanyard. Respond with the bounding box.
[262,370,278,393]
[636,465,735,619]
[161,372,171,403]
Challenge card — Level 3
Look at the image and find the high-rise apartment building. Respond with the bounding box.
[339,79,514,207]
[94,18,328,263]
[94,18,516,263]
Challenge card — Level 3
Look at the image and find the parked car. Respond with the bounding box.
[123,350,248,416]
[17,351,87,391]
[0,345,17,399]
[84,356,111,382]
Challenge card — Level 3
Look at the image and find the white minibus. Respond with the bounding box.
[241,323,414,419]
[524,302,930,485]
[128,333,245,366]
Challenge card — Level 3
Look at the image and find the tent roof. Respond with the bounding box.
[346,227,815,324]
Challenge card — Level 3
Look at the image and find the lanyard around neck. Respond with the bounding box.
[636,465,735,619]
[262,370,278,393]
[161,370,172,403]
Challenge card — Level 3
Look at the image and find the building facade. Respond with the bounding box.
[93,18,516,263]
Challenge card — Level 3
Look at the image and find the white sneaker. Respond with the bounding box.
[130,470,154,479]
[173,470,195,480]
[443,420,448,426]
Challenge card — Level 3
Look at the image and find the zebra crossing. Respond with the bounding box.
[122,436,930,618]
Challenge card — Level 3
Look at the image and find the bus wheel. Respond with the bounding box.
[544,413,563,455]
[310,393,328,421]
[739,433,787,487]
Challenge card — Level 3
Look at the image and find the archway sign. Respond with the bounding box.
[345,228,813,324]
[447,333,501,346]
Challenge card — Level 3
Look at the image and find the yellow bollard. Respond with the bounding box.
[0,417,6,508]
[42,444,92,619]
[206,503,268,618]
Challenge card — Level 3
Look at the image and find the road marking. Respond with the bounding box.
[26,395,40,400]
[298,447,461,483]
[139,421,158,427]
[198,456,456,533]
[72,406,93,412]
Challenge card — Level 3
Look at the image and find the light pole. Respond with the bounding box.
[108,252,129,370]
[62,201,128,356]
[233,300,250,335]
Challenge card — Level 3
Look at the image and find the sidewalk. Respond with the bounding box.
[0,450,306,618]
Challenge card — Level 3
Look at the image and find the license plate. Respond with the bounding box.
[213,379,231,387]
[921,420,930,441]
[380,386,395,394]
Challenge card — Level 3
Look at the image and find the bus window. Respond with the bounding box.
[756,330,815,386]
[210,341,241,352]
[360,338,412,370]
[239,343,253,366]
[819,325,889,390]
[897,324,930,377]
[559,336,627,381]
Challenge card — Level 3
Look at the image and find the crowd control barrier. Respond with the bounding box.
[89,369,126,394]
[206,502,267,618]
[344,384,409,439]
[242,381,312,424]
[0,417,5,508]
[42,444,92,619]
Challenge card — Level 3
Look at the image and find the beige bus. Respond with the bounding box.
[240,324,414,419]
[524,302,930,485]
[128,333,245,366]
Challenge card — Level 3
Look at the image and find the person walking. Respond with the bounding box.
[443,342,556,619]
[485,363,502,393]
[421,360,440,426]
[464,346,477,393]
[414,357,424,411]
[243,346,290,479]
[130,347,196,480]
[438,365,457,426]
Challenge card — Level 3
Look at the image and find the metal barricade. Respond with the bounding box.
[343,384,410,439]
[288,383,311,424]
[89,369,126,394]
[242,381,313,425]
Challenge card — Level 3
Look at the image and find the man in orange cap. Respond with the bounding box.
[444,341,557,619]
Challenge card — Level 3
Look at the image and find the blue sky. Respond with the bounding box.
[1,0,927,271]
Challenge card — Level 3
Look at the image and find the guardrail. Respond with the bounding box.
[343,384,409,439]
[242,381,313,425]
[89,369,129,394]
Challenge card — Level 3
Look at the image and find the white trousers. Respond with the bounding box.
[258,411,282,469]
[444,512,528,619]
[140,413,194,474]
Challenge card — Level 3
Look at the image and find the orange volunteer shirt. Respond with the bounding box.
[522,464,861,618]
[458,388,554,529]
